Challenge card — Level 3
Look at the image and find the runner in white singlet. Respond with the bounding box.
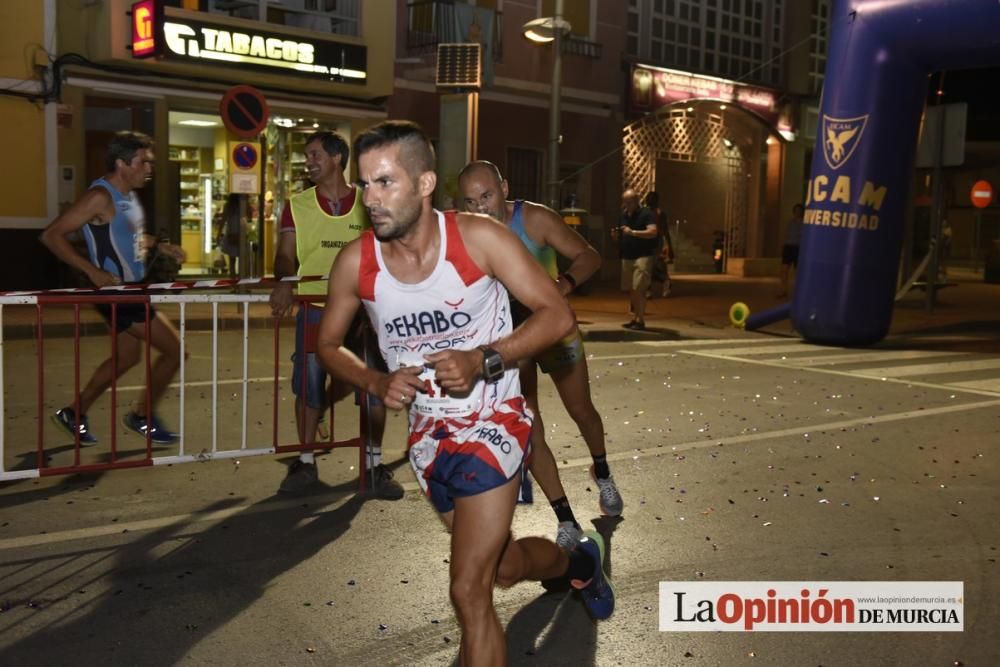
[359,209,529,505]
[314,122,616,664]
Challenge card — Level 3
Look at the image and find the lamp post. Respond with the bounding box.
[523,1,570,211]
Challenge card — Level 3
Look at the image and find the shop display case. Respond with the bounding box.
[287,131,311,194]
[170,145,212,269]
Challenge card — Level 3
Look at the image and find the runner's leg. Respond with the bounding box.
[549,356,606,458]
[521,359,567,504]
[447,474,520,666]
[126,311,183,414]
[77,330,141,415]
[446,475,571,665]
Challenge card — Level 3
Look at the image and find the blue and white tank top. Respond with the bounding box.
[82,178,147,283]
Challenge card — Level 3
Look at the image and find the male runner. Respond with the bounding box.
[41,131,186,445]
[317,121,615,665]
[458,161,623,549]
[269,130,402,498]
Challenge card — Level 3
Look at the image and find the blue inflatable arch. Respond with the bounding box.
[783,0,1000,345]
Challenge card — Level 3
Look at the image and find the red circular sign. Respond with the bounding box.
[219,85,269,139]
[971,180,993,209]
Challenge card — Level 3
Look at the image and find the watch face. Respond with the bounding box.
[482,348,503,382]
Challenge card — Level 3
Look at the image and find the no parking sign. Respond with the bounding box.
[229,141,261,194]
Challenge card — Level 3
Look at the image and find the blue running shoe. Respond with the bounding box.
[570,531,616,620]
[124,412,178,445]
[53,407,98,445]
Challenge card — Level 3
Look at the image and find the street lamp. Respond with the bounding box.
[522,1,571,211]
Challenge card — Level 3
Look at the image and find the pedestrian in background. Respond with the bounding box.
[645,191,675,298]
[268,130,402,499]
[613,189,658,330]
[778,203,804,298]
[218,193,244,279]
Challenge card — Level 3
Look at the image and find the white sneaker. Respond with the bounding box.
[555,521,582,550]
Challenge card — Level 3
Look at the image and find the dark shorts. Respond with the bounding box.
[781,244,800,267]
[510,300,585,374]
[292,306,388,409]
[95,303,156,334]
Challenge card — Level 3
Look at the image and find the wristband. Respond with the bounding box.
[560,272,577,290]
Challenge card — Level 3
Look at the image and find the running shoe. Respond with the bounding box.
[555,521,583,550]
[372,463,404,500]
[123,412,178,445]
[590,464,624,516]
[570,531,616,620]
[53,407,98,445]
[279,459,319,494]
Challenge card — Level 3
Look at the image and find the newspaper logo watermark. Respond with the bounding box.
[660,581,963,632]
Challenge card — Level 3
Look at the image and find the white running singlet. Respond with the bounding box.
[358,210,519,426]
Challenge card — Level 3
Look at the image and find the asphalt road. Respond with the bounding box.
[1,322,999,666]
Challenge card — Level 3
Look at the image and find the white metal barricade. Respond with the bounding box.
[0,291,370,492]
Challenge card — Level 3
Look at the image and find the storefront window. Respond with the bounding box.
[167,110,351,276]
[169,111,228,274]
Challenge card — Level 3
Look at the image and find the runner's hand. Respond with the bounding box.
[424,349,482,395]
[159,242,187,263]
[377,365,426,411]
[88,268,121,287]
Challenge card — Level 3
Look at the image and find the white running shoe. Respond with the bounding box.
[590,465,624,516]
[555,521,583,550]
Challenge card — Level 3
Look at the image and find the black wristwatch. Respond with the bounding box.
[479,345,504,383]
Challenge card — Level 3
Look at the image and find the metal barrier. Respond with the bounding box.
[0,291,370,491]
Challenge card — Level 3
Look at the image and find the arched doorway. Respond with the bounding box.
[622,101,775,271]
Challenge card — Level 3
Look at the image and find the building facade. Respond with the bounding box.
[388,0,830,277]
[390,0,628,281]
[0,0,394,288]
[0,1,59,288]
[622,0,822,274]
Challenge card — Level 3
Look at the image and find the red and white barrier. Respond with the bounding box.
[0,273,328,298]
[0,286,371,489]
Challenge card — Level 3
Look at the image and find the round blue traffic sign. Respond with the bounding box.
[233,143,258,170]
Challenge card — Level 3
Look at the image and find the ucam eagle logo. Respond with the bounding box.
[822,114,868,170]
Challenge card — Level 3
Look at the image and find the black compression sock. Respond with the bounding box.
[592,455,611,480]
[551,496,578,527]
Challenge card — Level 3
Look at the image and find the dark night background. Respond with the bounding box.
[929,66,1000,140]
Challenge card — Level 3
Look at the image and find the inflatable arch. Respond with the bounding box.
[751,0,1000,345]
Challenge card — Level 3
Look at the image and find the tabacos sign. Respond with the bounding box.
[129,0,367,83]
[130,0,161,58]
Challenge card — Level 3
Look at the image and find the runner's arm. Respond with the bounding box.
[524,201,601,296]
[428,215,574,393]
[39,189,120,286]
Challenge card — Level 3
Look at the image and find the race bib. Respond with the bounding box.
[411,365,480,419]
